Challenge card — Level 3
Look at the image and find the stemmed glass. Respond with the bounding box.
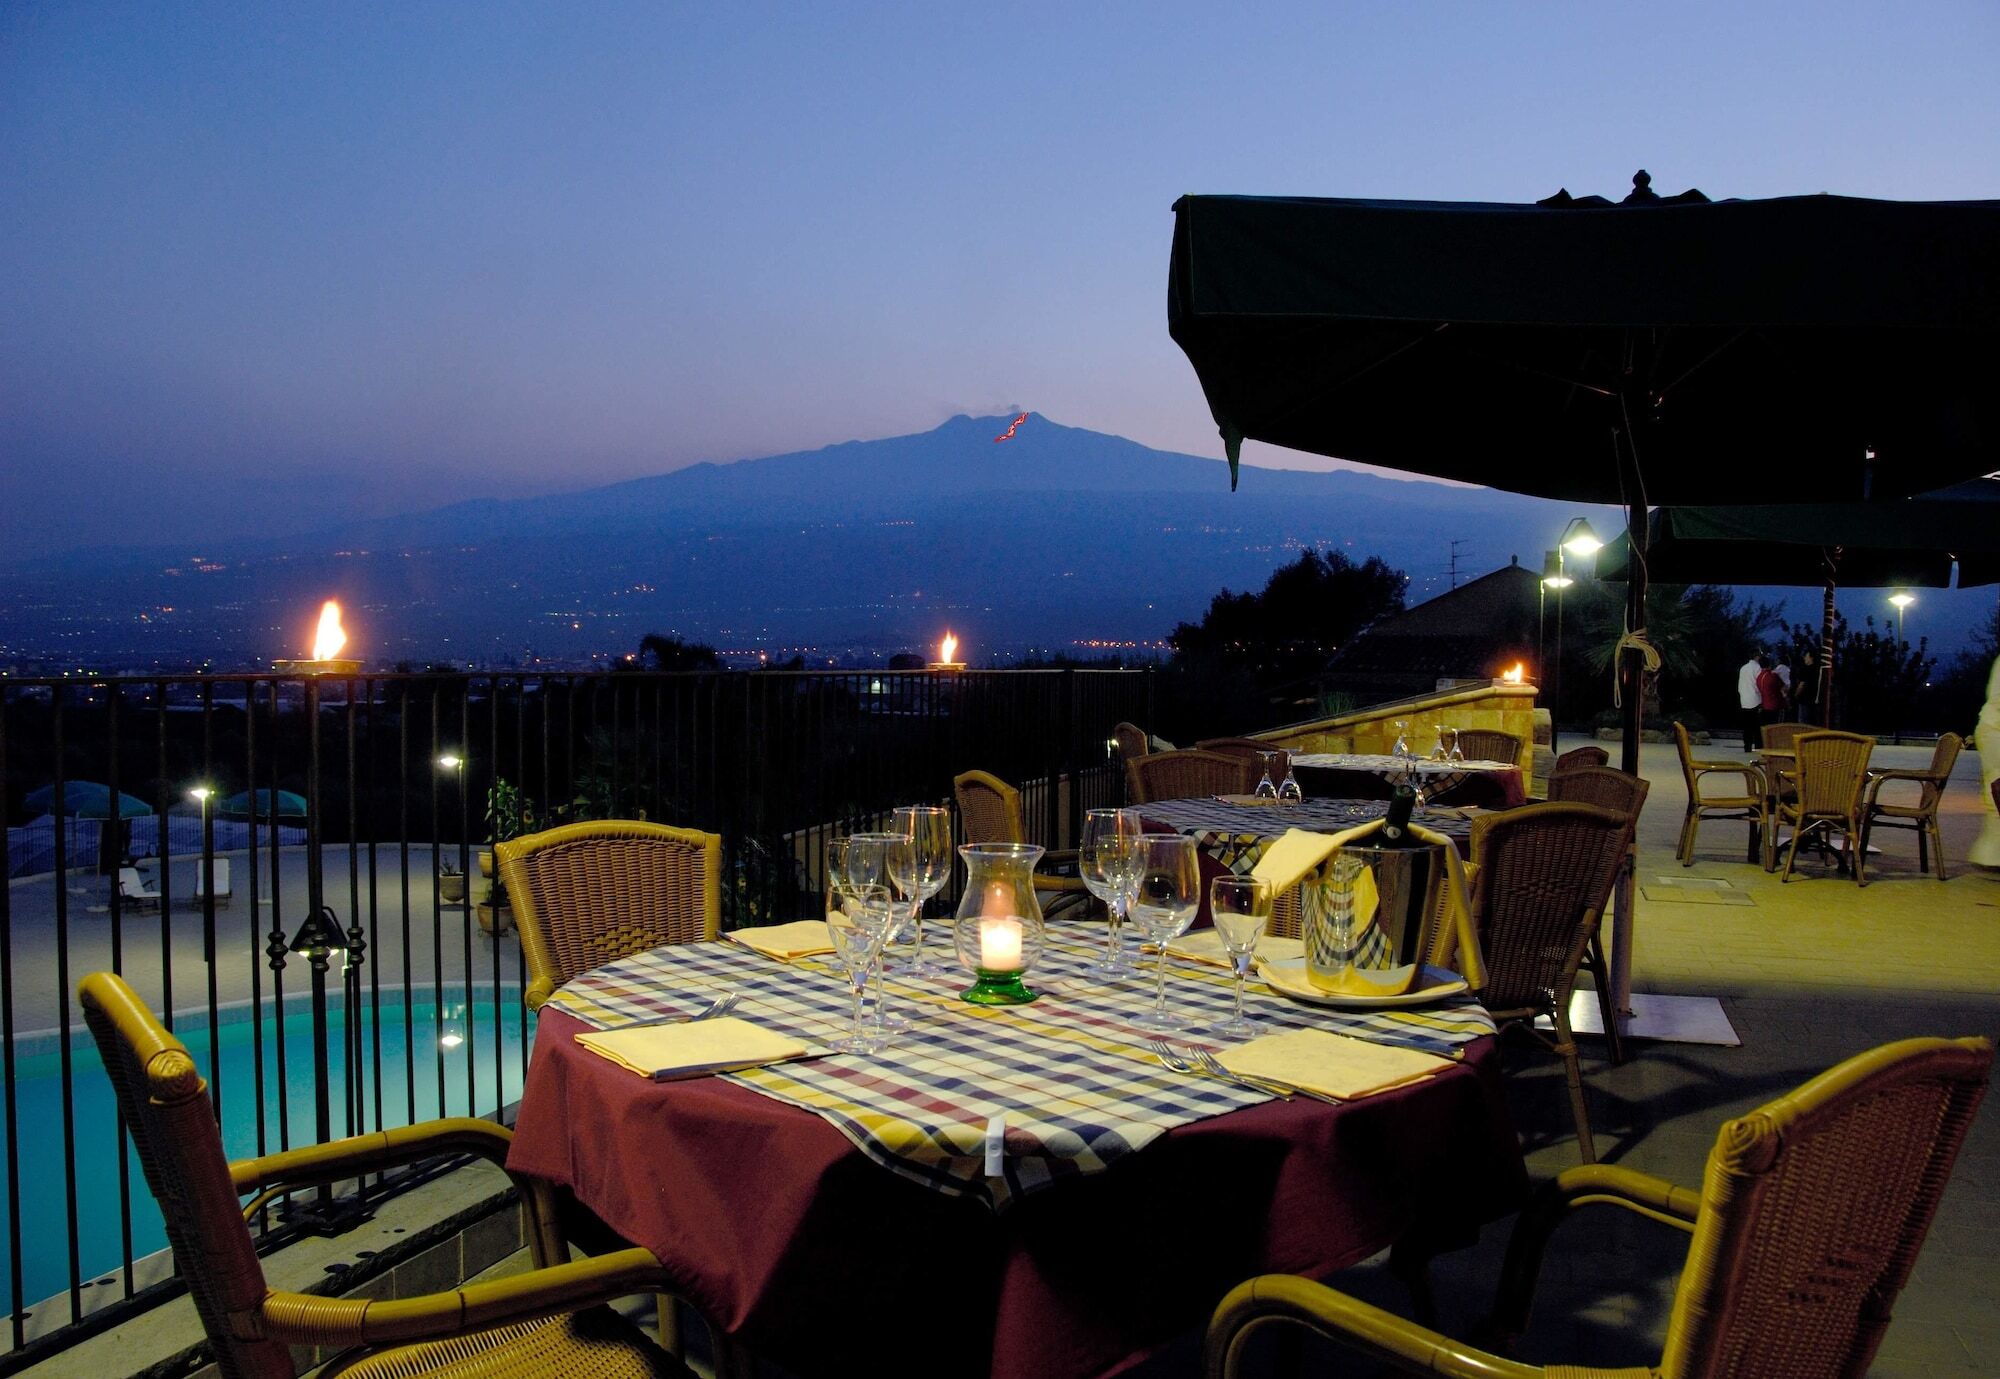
[1253,752,1280,800]
[1390,720,1412,759]
[1079,808,1144,977]
[1447,727,1465,763]
[1209,876,1271,1040]
[890,805,952,977]
[1432,725,1451,761]
[825,883,889,1054]
[842,833,911,1030]
[1126,834,1200,1033]
[1275,750,1303,805]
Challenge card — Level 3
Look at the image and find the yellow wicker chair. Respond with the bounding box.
[1125,749,1257,805]
[951,771,1089,919]
[1760,720,1807,753]
[1468,802,1630,1163]
[1545,766,1650,1068]
[498,821,721,1010]
[76,971,694,1379]
[1112,721,1152,765]
[1861,731,1963,879]
[1672,721,1765,867]
[1551,744,1608,774]
[1453,728,1523,767]
[1205,1034,1993,1379]
[1776,730,1876,885]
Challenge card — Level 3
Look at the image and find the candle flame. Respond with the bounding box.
[940,631,958,664]
[1500,662,1525,684]
[311,601,348,661]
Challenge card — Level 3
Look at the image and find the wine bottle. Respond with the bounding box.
[1379,784,1418,846]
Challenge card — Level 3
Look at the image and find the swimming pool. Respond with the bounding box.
[0,987,529,1318]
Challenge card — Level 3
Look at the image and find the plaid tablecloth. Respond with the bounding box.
[547,927,1494,1210]
[1139,795,1473,882]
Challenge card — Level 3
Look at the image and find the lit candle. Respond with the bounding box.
[979,917,1024,972]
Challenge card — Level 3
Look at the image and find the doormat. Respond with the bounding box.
[1561,992,1741,1047]
[1642,875,1753,905]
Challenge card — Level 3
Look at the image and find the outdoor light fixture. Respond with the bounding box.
[1540,550,1573,589]
[436,753,463,771]
[1559,518,1603,557]
[188,785,214,804]
[1889,591,1915,640]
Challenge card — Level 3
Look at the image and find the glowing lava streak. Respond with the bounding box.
[312,601,349,661]
[992,413,1029,443]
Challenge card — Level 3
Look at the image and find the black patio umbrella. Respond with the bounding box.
[1168,174,2000,766]
[1595,494,2000,723]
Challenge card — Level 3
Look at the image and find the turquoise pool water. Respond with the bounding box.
[0,988,528,1317]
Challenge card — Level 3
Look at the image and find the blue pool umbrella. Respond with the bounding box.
[217,789,309,819]
[23,782,153,819]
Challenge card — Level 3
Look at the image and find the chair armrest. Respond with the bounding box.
[1205,1275,1540,1379]
[259,1246,671,1348]
[1691,761,1763,788]
[1486,1164,1697,1347]
[231,1119,566,1266]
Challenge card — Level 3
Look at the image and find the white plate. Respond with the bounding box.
[1256,959,1470,1009]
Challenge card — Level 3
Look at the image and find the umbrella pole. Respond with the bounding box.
[1819,565,1838,728]
[1619,498,1647,776]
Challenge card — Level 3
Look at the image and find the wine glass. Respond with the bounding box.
[1447,727,1465,764]
[842,834,912,1030]
[1080,808,1144,977]
[1390,720,1412,759]
[1126,834,1200,1033]
[1432,725,1451,761]
[891,805,952,977]
[1275,750,1303,805]
[825,884,888,1054]
[1208,876,1271,1040]
[1253,752,1280,800]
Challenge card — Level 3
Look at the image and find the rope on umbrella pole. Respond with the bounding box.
[1610,629,1663,708]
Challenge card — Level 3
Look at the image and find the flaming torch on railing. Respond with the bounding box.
[1499,662,1527,685]
[929,631,966,672]
[274,600,361,674]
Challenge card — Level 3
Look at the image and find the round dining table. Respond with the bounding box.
[506,934,1527,1379]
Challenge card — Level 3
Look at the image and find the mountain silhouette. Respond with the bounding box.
[5,413,1610,667]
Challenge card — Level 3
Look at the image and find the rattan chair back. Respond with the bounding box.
[1111,722,1152,763]
[1125,749,1256,805]
[1552,744,1609,773]
[1547,764,1651,821]
[1921,730,1965,783]
[1195,738,1292,782]
[1453,728,1523,766]
[1658,1036,1993,1379]
[498,821,721,1009]
[80,972,295,1379]
[954,770,1029,846]
[1761,720,1807,753]
[1467,802,1629,1014]
[1672,721,1703,793]
[1793,731,1875,817]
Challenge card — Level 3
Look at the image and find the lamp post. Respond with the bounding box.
[1889,591,1914,643]
[1541,550,1574,746]
[189,786,215,961]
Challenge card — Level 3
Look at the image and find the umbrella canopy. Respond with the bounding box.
[1168,182,2000,500]
[1594,500,2000,588]
[23,782,153,819]
[217,788,309,820]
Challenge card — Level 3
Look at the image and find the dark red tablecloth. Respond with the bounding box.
[508,1008,1526,1379]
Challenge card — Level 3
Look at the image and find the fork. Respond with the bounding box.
[629,990,742,1028]
[1189,1047,1342,1104]
[1147,1037,1293,1101]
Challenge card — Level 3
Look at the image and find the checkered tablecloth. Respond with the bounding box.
[1290,752,1517,776]
[1138,796,1472,883]
[547,927,1494,1210]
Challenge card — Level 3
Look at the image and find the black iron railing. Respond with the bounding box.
[0,667,1153,1365]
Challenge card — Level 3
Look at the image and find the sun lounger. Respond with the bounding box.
[191,857,231,908]
[118,867,161,911]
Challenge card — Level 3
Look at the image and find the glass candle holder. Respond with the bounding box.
[952,843,1047,1005]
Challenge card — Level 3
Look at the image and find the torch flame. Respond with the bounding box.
[311,601,348,661]
[940,631,959,664]
[1500,662,1525,684]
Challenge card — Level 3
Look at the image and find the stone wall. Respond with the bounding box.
[1248,682,1542,779]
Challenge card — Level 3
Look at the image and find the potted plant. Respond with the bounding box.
[437,857,467,905]
[478,779,533,936]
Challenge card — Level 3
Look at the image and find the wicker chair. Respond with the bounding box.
[77,971,696,1379]
[1673,721,1765,867]
[498,821,721,1010]
[1545,766,1650,1067]
[1111,721,1152,765]
[1125,749,1257,804]
[951,771,1089,919]
[1861,732,1963,879]
[1776,730,1876,885]
[1205,1034,1994,1379]
[1195,737,1293,786]
[1453,728,1523,767]
[1467,802,1630,1162]
[1551,744,1608,773]
[1761,720,1807,753]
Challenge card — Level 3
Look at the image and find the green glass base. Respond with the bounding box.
[960,968,1039,1005]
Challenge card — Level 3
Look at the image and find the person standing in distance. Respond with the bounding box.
[1737,651,1764,750]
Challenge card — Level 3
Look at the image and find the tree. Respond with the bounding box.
[636,634,721,672]
[1932,594,2000,736]
[1779,614,1936,733]
[1564,580,1781,728]
[1170,549,1406,684]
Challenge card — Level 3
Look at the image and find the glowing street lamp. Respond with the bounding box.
[436,753,463,772]
[1559,518,1603,558]
[1888,591,1915,641]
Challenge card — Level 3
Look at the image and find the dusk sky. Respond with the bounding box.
[6,3,2000,559]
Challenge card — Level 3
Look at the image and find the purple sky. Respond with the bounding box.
[6,3,2000,559]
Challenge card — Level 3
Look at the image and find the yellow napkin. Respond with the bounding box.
[1165,930,1305,969]
[1249,821,1483,992]
[1220,1028,1453,1100]
[726,920,835,960]
[1257,957,1468,1004]
[574,1016,809,1081]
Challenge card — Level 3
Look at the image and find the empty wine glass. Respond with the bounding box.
[826,884,888,1054]
[1126,834,1200,1033]
[1432,725,1450,761]
[1253,752,1280,800]
[842,835,911,1030]
[1447,727,1465,763]
[1275,750,1303,805]
[1080,808,1144,977]
[891,805,952,977]
[1208,876,1271,1040]
[1391,720,1412,759]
